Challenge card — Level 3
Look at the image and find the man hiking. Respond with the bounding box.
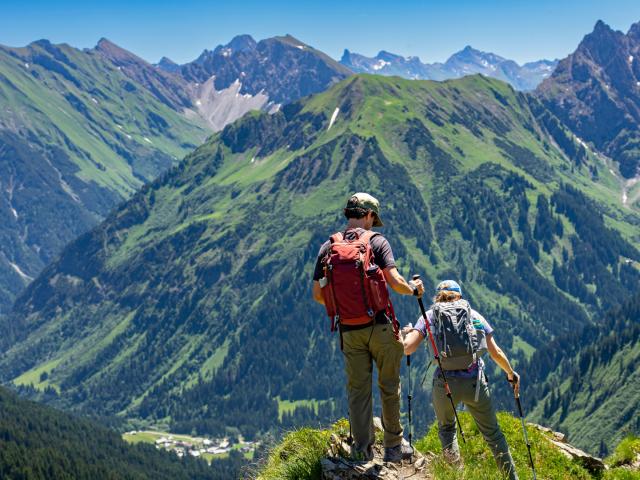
[402,280,520,479]
[312,192,425,462]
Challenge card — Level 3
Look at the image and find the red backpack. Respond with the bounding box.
[320,229,394,331]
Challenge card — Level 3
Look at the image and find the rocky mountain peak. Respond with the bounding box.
[94,37,149,66]
[578,20,625,56]
[627,20,640,42]
[340,49,353,63]
[156,56,180,73]
[377,50,403,62]
[226,34,257,52]
[214,34,257,55]
[536,18,640,178]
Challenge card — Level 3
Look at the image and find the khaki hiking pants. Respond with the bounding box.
[432,374,518,480]
[342,323,404,454]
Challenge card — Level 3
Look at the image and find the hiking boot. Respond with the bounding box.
[443,448,463,469]
[383,440,414,463]
[351,445,374,462]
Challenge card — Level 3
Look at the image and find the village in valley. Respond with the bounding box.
[123,430,259,462]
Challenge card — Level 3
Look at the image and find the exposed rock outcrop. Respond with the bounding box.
[321,418,432,480]
[530,424,605,474]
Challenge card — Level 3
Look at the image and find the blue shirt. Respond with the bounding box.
[413,307,493,379]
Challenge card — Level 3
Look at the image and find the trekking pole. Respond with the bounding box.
[412,275,465,443]
[407,354,412,448]
[510,377,536,479]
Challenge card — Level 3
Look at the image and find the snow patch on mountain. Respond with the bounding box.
[328,107,340,130]
[9,262,32,282]
[373,60,390,71]
[188,77,272,131]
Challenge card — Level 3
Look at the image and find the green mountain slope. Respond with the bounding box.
[526,292,640,454]
[0,39,209,312]
[0,385,235,479]
[1,74,638,441]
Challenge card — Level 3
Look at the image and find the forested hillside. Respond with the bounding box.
[525,292,640,453]
[1,74,638,446]
[0,386,238,479]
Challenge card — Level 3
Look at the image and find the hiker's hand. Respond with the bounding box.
[507,371,520,397]
[409,278,424,296]
[401,324,413,339]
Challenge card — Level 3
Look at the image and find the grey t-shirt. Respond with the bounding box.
[313,228,396,281]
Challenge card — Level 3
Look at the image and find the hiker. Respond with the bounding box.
[312,192,425,462]
[402,280,520,480]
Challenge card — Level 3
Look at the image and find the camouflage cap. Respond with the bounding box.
[346,192,384,227]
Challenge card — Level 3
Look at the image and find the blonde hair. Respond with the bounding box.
[434,291,462,303]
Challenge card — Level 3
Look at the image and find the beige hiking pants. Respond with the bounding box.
[342,323,404,453]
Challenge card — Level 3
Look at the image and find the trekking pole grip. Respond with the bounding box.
[411,274,421,297]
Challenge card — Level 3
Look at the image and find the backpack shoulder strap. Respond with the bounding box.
[358,230,379,244]
[329,232,344,243]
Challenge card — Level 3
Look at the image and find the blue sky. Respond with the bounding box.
[4,0,640,65]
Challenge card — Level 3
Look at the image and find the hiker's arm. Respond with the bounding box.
[487,334,514,376]
[312,281,324,305]
[487,334,520,395]
[403,329,423,355]
[383,267,424,296]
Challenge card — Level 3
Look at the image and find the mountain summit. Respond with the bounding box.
[340,45,557,90]
[536,19,640,178]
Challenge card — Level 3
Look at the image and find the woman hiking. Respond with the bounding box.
[402,280,520,480]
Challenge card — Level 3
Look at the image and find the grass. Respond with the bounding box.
[256,420,349,480]
[256,414,640,480]
[511,336,536,360]
[606,435,640,468]
[415,412,592,479]
[603,435,640,480]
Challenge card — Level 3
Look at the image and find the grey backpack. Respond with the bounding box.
[432,299,488,371]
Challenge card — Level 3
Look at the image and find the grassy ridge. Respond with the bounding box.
[256,414,639,480]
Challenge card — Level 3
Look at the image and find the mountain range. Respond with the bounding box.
[1,18,640,460]
[341,45,558,91]
[0,34,350,313]
[2,71,637,452]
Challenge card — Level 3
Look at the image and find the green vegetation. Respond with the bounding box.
[415,412,591,479]
[1,74,638,448]
[527,292,640,453]
[257,419,349,480]
[0,39,208,312]
[0,386,232,479]
[606,435,640,467]
[256,414,639,479]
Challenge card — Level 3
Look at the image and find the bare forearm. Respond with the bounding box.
[489,346,514,375]
[384,267,423,296]
[391,276,414,295]
[403,330,423,355]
